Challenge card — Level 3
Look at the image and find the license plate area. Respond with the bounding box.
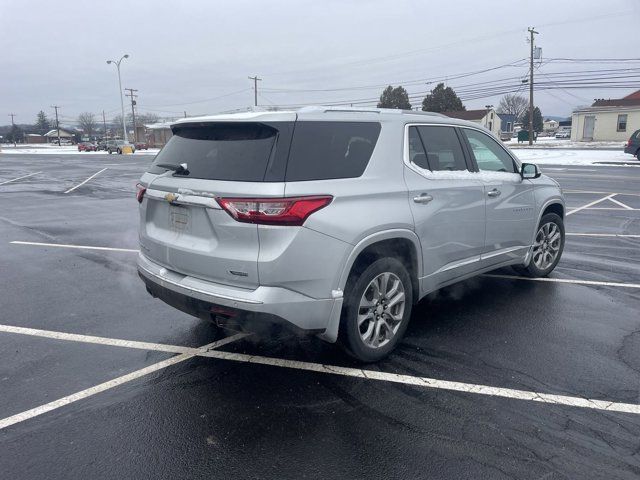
[169,205,190,232]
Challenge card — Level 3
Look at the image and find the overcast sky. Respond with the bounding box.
[2,0,639,126]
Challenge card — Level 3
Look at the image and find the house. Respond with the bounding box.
[571,90,640,141]
[145,122,173,148]
[441,108,501,137]
[24,134,47,144]
[44,128,76,143]
[497,113,516,139]
[543,119,559,134]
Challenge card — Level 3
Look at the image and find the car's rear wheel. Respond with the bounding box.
[340,257,413,362]
[117,148,122,154]
[636,150,640,161]
[515,213,564,277]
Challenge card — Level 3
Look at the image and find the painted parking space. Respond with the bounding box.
[1,154,639,478]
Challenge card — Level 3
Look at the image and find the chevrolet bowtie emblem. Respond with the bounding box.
[164,193,179,203]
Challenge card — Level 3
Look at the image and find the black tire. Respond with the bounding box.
[108,149,112,154]
[339,257,413,362]
[514,213,565,277]
[117,148,122,155]
[636,150,640,161]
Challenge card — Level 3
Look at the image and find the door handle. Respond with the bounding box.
[413,193,433,204]
[487,189,501,198]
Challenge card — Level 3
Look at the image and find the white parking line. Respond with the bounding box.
[64,168,108,194]
[0,171,42,186]
[0,324,209,355]
[1,325,638,426]
[564,190,640,198]
[566,233,640,238]
[10,241,139,253]
[566,194,615,216]
[608,197,634,210]
[483,273,640,289]
[0,332,246,431]
[199,350,640,415]
[580,207,640,211]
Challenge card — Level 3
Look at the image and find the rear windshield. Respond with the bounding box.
[148,123,286,182]
[147,120,381,182]
[285,121,381,181]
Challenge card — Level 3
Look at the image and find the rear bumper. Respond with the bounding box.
[137,253,342,338]
[624,146,637,155]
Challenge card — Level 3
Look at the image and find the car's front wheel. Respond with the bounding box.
[340,257,413,362]
[516,213,565,277]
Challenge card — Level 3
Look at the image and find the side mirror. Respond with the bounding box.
[521,163,541,179]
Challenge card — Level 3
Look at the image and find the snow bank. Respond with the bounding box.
[507,137,624,150]
[513,149,637,166]
[0,144,159,155]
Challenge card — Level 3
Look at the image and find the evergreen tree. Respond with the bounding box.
[377,85,412,109]
[421,83,465,112]
[521,106,544,133]
[6,124,24,143]
[35,110,50,134]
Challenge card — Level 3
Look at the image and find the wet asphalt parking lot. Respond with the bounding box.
[1,151,639,479]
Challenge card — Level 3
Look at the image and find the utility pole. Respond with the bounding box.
[125,88,138,142]
[528,27,538,146]
[51,105,61,146]
[102,110,107,140]
[248,75,262,107]
[8,113,16,125]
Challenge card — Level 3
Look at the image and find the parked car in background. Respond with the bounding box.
[624,129,640,160]
[134,142,149,150]
[106,140,136,154]
[136,107,565,362]
[96,141,108,151]
[78,142,97,152]
[555,127,571,139]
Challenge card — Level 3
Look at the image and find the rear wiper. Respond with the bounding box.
[156,163,189,175]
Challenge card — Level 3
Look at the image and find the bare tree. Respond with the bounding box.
[77,112,97,136]
[497,94,528,121]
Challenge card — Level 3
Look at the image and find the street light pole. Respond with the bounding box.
[107,54,130,143]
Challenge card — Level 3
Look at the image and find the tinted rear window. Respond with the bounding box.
[148,122,290,182]
[285,121,381,181]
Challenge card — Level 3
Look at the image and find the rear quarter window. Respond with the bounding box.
[285,121,381,181]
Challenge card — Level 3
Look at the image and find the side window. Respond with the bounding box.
[408,126,429,169]
[416,126,468,171]
[462,128,516,173]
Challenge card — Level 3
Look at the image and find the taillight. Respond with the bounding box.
[136,183,146,203]
[216,195,332,226]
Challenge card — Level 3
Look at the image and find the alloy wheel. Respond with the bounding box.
[357,272,406,349]
[532,221,562,270]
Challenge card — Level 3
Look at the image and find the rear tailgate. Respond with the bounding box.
[139,120,293,289]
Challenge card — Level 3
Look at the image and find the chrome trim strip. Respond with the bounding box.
[433,255,482,275]
[138,263,263,305]
[480,245,530,261]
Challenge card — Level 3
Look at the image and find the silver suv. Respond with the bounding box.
[137,107,565,362]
